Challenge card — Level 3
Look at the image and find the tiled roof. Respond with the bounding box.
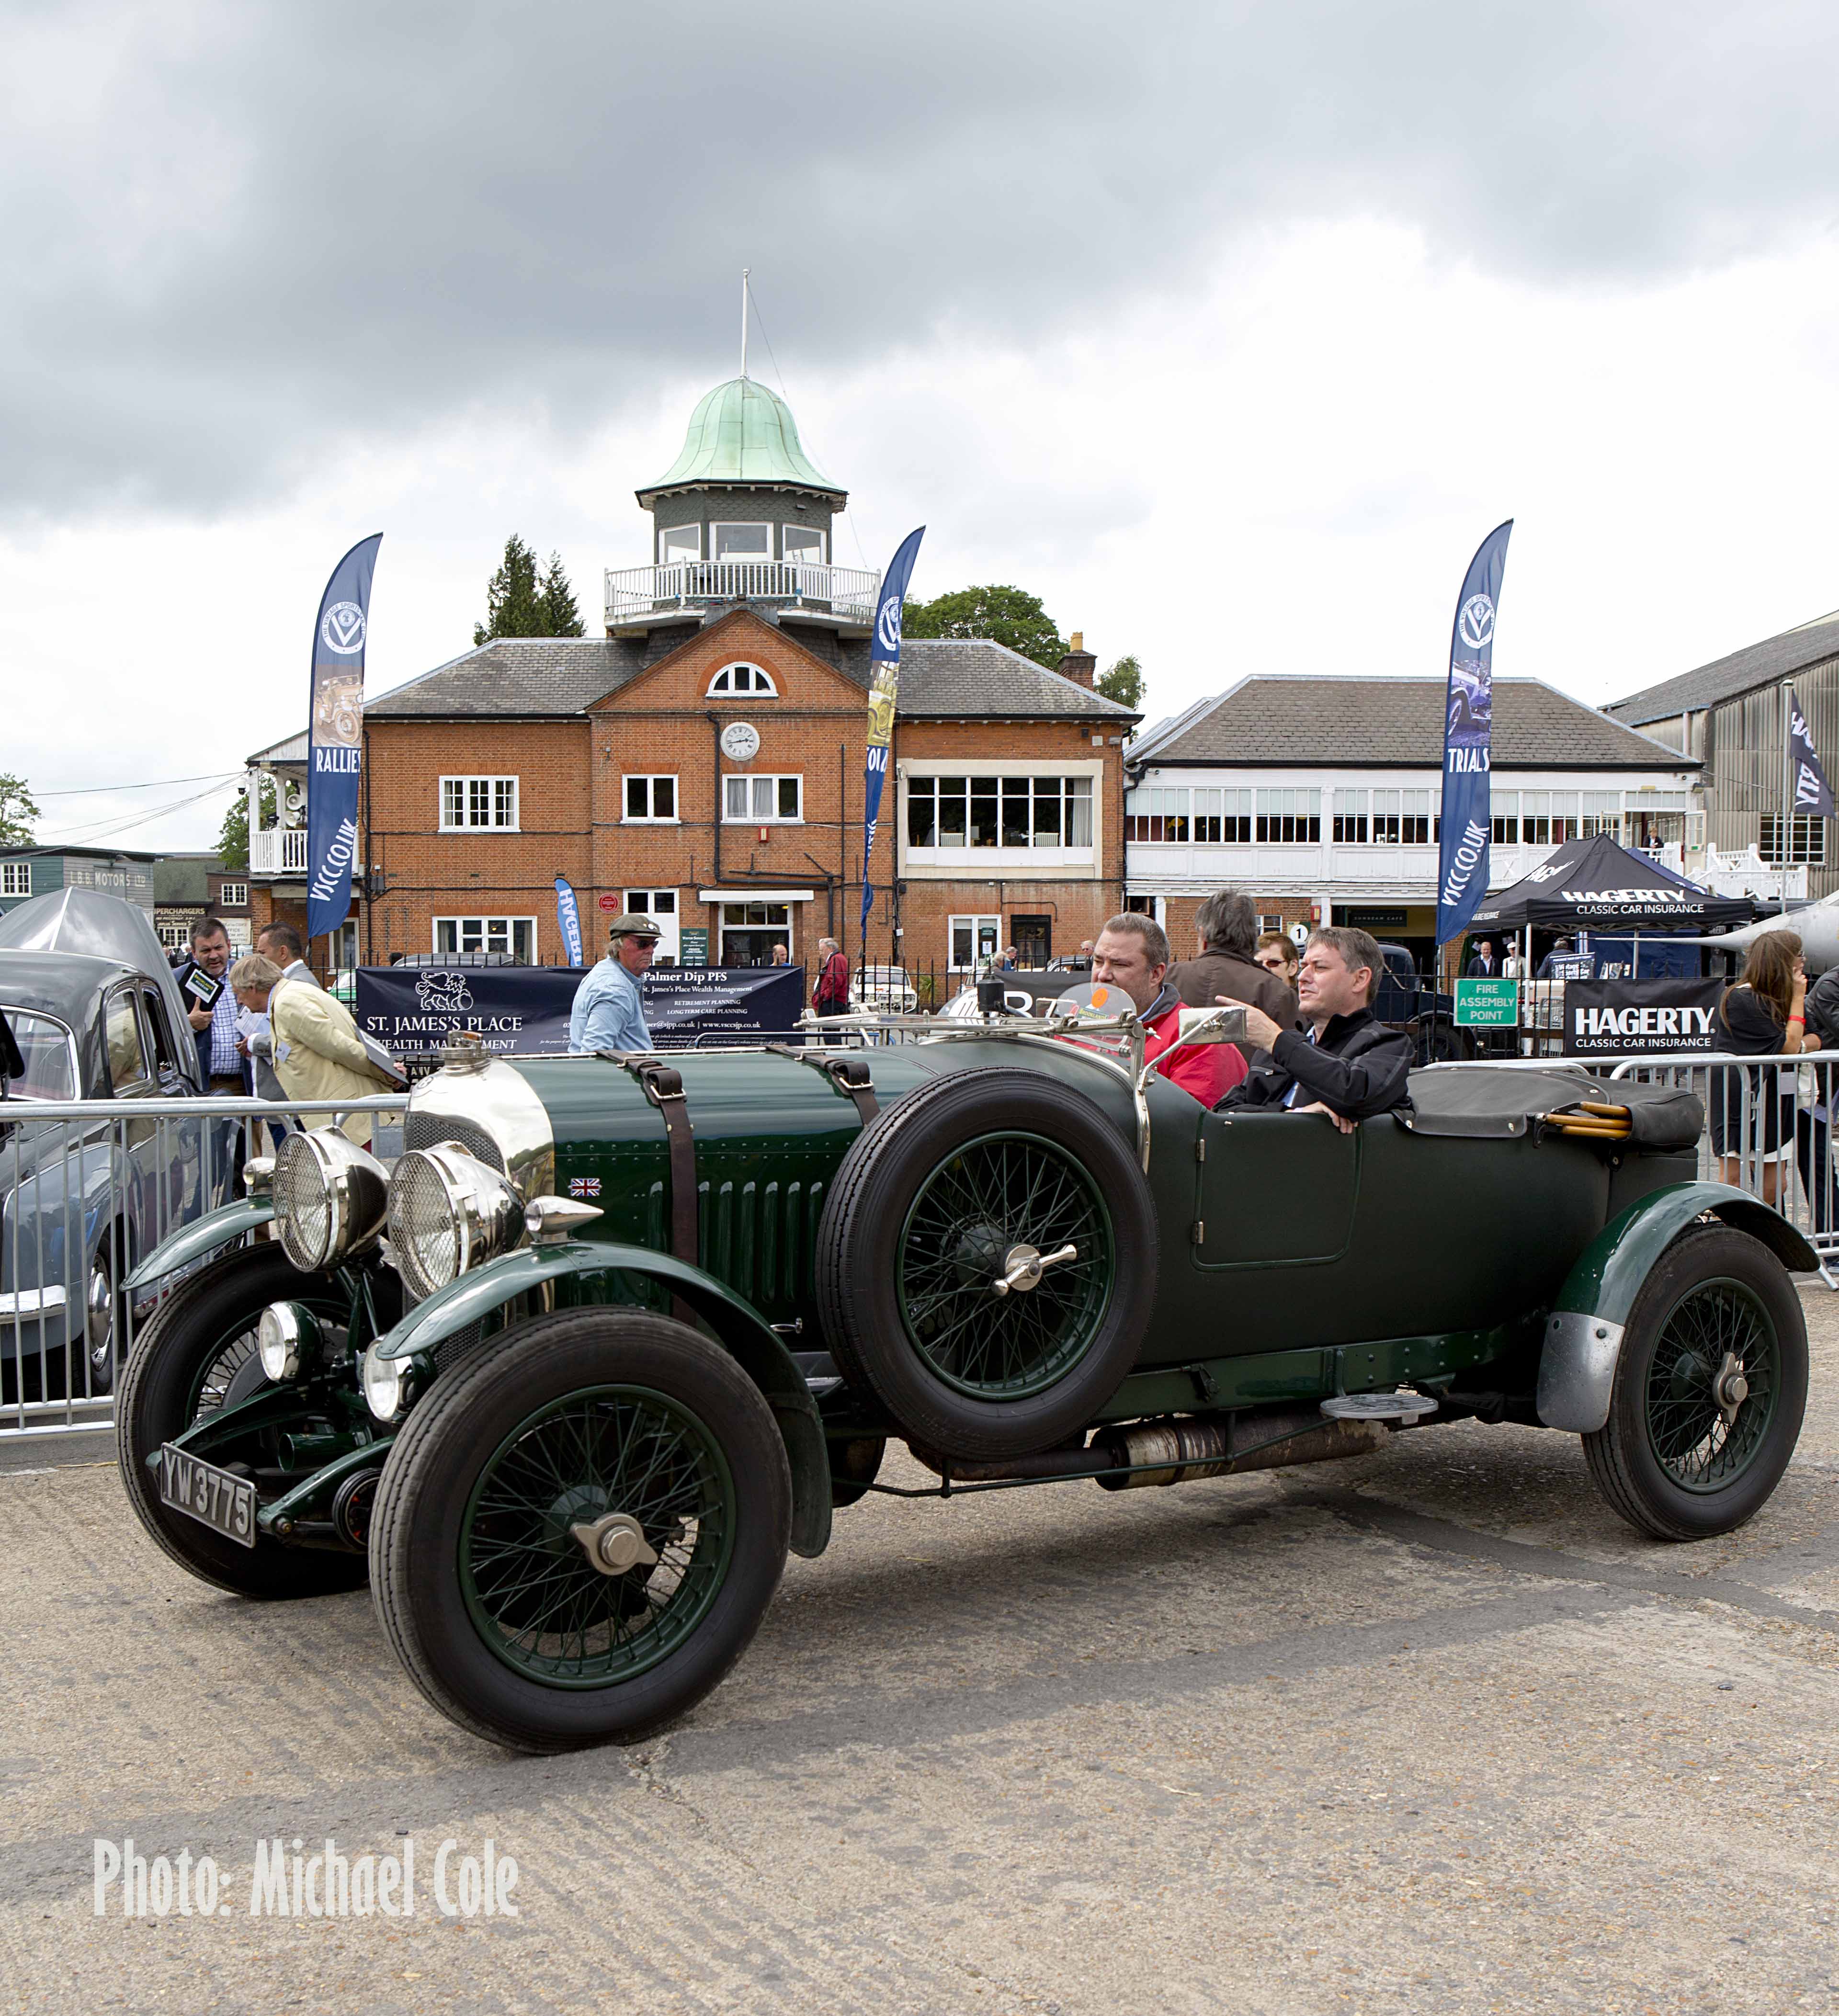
[1131,675,1691,770]
[1608,609,1839,725]
[365,638,650,718]
[896,639,1137,721]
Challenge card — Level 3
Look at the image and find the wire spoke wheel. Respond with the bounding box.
[460,1384,737,1688]
[896,1132,1113,1399]
[1642,1278,1779,1492]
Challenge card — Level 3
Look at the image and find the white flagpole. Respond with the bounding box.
[1782,678,1794,917]
[740,268,750,381]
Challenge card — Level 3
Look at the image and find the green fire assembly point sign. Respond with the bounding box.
[1455,977,1520,1028]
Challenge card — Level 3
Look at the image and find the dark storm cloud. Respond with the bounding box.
[4,0,1837,517]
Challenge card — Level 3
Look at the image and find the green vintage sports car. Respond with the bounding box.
[117,1007,1815,1752]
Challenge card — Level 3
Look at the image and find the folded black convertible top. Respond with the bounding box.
[1399,1066,1703,1149]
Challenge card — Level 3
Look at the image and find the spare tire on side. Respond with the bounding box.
[814,1066,1157,1460]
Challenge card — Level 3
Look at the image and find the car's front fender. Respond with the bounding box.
[375,1240,833,1560]
[1536,1181,1816,1433]
[123,1198,274,1293]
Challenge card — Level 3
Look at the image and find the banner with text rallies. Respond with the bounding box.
[1789,686,1836,820]
[1436,520,1513,947]
[554,876,583,967]
[1562,976,1724,1058]
[860,525,926,935]
[305,533,383,943]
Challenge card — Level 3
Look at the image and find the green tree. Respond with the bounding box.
[0,773,38,847]
[537,550,584,637]
[902,585,1067,669]
[216,775,276,872]
[1096,653,1145,711]
[474,535,545,645]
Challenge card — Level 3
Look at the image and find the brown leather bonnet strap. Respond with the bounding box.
[764,1044,880,1128]
[632,1062,698,1264]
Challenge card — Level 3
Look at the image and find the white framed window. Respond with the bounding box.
[439,776,519,831]
[623,774,678,822]
[0,863,30,897]
[1191,788,1251,843]
[911,775,1093,849]
[949,914,1001,970]
[1259,913,1285,934]
[1761,815,1826,865]
[1332,790,1368,844]
[782,524,825,565]
[1255,790,1321,844]
[718,900,792,964]
[706,662,778,697]
[433,916,536,960]
[712,522,771,562]
[658,523,702,564]
[723,774,802,822]
[624,889,680,964]
[218,880,248,908]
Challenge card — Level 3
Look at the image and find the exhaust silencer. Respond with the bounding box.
[1093,1407,1388,1489]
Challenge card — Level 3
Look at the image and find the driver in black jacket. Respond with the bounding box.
[1213,925,1412,1131]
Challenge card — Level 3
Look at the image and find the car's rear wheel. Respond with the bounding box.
[117,1246,370,1597]
[815,1068,1156,1460]
[1582,1226,1807,1540]
[369,1309,791,1752]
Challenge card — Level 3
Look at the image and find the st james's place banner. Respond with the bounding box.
[356,965,808,1057]
[1562,977,1724,1058]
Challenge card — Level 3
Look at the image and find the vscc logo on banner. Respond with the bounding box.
[1563,977,1724,1057]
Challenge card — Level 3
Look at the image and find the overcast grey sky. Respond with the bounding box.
[7,0,1839,845]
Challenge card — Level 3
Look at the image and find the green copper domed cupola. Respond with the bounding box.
[638,378,843,503]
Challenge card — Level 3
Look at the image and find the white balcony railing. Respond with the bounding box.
[604,560,879,624]
[249,826,310,876]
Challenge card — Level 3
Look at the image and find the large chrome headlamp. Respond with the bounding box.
[386,1143,525,1301]
[272,1129,389,1273]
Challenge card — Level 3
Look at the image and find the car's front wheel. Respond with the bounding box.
[369,1308,792,1753]
[117,1245,371,1597]
[1582,1225,1808,1540]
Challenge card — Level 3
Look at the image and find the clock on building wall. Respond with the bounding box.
[720,721,761,763]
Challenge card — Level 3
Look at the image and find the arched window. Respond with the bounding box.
[707,662,778,698]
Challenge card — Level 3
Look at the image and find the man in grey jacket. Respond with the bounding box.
[1168,889,1299,1062]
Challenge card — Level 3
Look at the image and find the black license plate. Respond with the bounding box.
[159,1444,257,1548]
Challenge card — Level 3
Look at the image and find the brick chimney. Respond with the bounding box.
[1058,629,1096,688]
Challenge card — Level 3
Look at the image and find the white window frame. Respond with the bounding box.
[781,523,826,566]
[218,880,248,908]
[432,916,537,961]
[657,522,702,564]
[439,775,520,832]
[622,774,679,823]
[910,774,1094,851]
[706,662,779,698]
[0,863,30,897]
[948,914,1002,971]
[623,888,681,964]
[722,773,803,824]
[711,521,772,563]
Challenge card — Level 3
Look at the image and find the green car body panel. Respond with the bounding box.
[124,1196,275,1292]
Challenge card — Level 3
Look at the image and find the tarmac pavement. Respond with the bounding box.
[4,1288,1839,2014]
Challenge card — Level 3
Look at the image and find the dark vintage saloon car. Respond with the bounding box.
[118,1006,1814,1752]
[1,889,205,1398]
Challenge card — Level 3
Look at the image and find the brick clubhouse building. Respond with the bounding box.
[246,376,1136,982]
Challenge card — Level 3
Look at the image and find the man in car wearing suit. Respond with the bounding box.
[1466,938,1499,977]
[1214,926,1411,1130]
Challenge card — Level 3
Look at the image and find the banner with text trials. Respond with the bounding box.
[1436,520,1513,947]
[306,533,383,943]
[1563,977,1724,1058]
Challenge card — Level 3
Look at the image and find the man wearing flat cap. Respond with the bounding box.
[568,913,660,1053]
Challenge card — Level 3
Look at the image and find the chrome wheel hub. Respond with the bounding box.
[85,1262,113,1358]
[568,1511,660,1577]
[990,1241,1078,1297]
[1713,1350,1750,1428]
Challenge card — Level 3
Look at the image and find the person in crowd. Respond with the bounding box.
[228,954,401,1147]
[1087,913,1247,1107]
[1466,938,1499,977]
[1710,929,1814,1209]
[812,937,851,1027]
[1255,931,1301,993]
[992,945,1018,973]
[176,917,247,1096]
[1215,926,1412,1128]
[1169,890,1299,1063]
[770,942,790,965]
[568,915,660,1053]
[241,922,321,1148]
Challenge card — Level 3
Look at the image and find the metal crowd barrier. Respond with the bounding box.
[0,1094,408,1439]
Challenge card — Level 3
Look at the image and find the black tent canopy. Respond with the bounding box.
[1466,833,1756,936]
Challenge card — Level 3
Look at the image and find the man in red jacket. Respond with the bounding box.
[812,936,851,1041]
[1089,914,1247,1106]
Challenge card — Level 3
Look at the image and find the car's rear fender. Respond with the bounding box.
[1537,1181,1816,1433]
[373,1240,832,1560]
[123,1198,274,1293]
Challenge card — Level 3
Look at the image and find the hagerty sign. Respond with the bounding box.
[1562,977,1725,1058]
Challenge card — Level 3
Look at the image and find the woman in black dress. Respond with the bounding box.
[1711,929,1812,1206]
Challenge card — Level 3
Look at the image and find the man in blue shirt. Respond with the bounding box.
[569,913,661,1053]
